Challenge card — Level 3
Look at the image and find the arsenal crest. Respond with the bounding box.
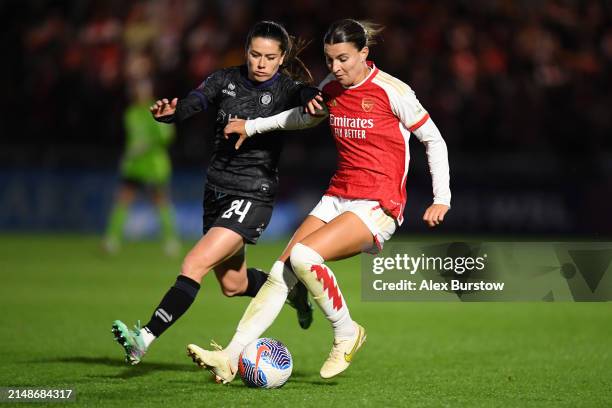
[361,98,374,112]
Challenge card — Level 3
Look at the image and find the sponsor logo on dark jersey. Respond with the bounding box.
[222,88,236,97]
[222,82,237,97]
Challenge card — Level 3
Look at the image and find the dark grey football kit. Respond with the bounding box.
[110,66,317,344]
[159,65,312,243]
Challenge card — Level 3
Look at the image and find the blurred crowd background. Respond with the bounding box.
[1,0,611,238]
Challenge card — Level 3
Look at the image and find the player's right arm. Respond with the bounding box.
[223,105,327,150]
[150,98,178,120]
[223,74,334,149]
[151,70,225,123]
[150,94,205,123]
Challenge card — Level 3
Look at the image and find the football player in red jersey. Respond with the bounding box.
[188,19,451,382]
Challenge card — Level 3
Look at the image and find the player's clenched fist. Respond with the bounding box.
[150,98,178,118]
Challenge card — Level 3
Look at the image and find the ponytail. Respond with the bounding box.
[324,19,385,50]
[281,36,313,85]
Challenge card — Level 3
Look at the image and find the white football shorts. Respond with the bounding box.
[309,195,397,254]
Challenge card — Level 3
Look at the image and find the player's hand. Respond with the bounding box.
[150,98,178,118]
[305,94,326,116]
[422,204,449,228]
[224,117,249,150]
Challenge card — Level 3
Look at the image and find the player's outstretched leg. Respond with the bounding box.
[187,342,236,384]
[239,265,312,329]
[111,274,200,365]
[111,320,149,365]
[290,243,367,379]
[186,260,300,383]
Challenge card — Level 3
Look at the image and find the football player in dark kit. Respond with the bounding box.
[111,21,324,365]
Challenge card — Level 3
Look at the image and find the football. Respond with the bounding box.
[238,338,293,388]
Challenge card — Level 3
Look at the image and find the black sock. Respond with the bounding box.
[144,275,200,337]
[240,268,268,297]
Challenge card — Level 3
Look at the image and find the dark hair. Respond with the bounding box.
[245,21,313,84]
[323,19,384,50]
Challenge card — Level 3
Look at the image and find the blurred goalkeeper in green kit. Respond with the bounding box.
[103,78,180,256]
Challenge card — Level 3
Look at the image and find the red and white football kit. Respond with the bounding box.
[319,61,446,222]
[217,64,452,374]
[245,62,450,251]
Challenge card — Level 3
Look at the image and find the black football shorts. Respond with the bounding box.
[202,186,273,244]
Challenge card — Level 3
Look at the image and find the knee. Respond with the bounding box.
[290,243,323,279]
[221,287,241,297]
[181,253,213,282]
[219,277,244,297]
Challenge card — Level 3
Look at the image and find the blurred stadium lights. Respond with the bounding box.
[1,0,611,237]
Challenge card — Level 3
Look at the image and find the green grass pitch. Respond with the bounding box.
[0,234,610,407]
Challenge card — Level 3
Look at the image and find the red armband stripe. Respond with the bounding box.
[408,113,430,132]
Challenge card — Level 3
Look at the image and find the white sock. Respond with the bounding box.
[140,327,156,348]
[290,243,356,340]
[224,260,297,366]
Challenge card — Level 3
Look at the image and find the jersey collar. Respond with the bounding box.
[344,61,378,90]
[240,65,281,89]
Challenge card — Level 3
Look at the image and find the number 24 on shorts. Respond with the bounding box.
[221,199,252,223]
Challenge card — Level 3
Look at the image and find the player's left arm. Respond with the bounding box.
[390,87,451,227]
[412,119,451,227]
